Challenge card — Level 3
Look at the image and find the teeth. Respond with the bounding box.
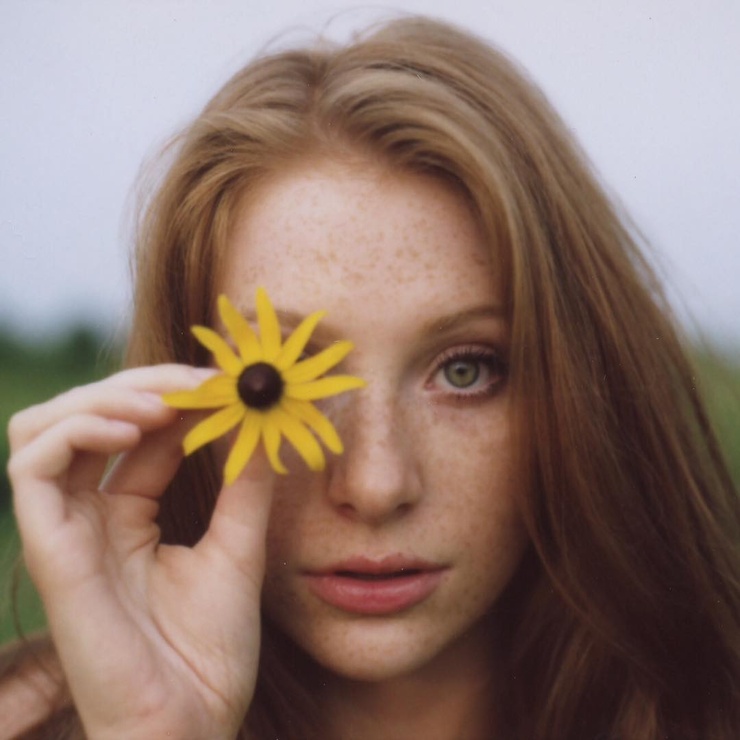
[337,570,421,581]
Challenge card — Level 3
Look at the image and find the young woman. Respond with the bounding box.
[3,15,739,740]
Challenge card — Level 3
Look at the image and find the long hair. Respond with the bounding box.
[118,15,738,739]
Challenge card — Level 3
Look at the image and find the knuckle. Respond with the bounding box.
[6,449,28,485]
[7,409,33,450]
[58,385,86,404]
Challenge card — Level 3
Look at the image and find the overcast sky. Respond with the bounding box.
[1,0,738,349]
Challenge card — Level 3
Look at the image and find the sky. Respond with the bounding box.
[1,0,739,348]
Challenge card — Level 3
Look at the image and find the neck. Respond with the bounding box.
[318,618,501,740]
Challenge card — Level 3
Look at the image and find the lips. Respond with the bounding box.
[304,555,447,615]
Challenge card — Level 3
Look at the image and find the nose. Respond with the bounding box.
[326,387,421,525]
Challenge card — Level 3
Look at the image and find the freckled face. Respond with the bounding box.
[220,160,528,682]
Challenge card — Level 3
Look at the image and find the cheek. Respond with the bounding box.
[263,467,322,566]
[265,481,303,542]
[419,402,527,569]
[419,398,519,502]
[261,484,305,613]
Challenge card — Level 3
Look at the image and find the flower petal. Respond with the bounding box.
[262,412,288,474]
[275,309,326,372]
[281,398,343,454]
[218,294,264,365]
[286,375,367,401]
[282,340,355,384]
[192,325,243,376]
[223,411,262,486]
[182,403,244,455]
[162,374,238,409]
[256,287,281,362]
[275,406,326,471]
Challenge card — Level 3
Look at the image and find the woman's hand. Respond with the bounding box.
[7,365,274,739]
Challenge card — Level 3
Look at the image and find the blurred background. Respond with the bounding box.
[1,0,739,642]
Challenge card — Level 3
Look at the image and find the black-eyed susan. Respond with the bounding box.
[163,288,365,484]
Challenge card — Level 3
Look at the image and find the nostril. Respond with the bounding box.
[332,498,415,524]
[336,502,357,519]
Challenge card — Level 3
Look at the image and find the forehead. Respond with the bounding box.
[221,161,498,316]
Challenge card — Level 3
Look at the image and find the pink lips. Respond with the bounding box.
[304,555,447,615]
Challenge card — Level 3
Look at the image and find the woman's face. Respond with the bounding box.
[220,160,528,682]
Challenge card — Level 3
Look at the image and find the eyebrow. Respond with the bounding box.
[421,304,507,335]
[235,303,506,340]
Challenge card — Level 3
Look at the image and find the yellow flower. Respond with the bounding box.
[163,288,365,484]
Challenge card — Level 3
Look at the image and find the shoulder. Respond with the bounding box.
[0,633,81,739]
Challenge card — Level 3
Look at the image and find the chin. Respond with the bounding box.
[314,641,433,683]
[269,608,493,686]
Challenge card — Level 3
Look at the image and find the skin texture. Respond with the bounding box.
[7,160,528,740]
[8,365,275,740]
[221,160,529,738]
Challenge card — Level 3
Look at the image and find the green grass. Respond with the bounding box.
[0,325,119,644]
[0,509,46,644]
[693,348,740,484]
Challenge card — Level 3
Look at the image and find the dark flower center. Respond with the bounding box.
[237,362,284,410]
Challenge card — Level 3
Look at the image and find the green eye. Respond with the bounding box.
[443,360,481,388]
[431,347,508,399]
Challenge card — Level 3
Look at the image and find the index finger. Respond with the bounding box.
[8,364,217,452]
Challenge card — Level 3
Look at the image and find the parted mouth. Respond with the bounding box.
[334,569,425,580]
[309,555,445,578]
[303,557,448,615]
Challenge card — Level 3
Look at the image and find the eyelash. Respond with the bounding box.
[429,346,508,400]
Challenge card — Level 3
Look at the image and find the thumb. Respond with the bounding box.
[195,448,275,575]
